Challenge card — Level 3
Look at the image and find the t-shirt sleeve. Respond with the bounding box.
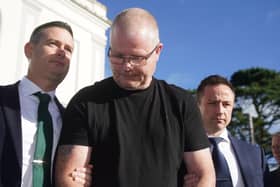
[59,94,92,147]
[183,94,210,151]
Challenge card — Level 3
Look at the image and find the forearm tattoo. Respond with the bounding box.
[57,145,75,160]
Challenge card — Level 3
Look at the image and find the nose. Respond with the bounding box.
[57,48,66,58]
[122,56,133,64]
[216,102,225,114]
[122,57,133,71]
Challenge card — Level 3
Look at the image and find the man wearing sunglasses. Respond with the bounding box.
[55,8,215,187]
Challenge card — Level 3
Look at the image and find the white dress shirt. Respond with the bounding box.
[209,129,245,187]
[19,77,62,187]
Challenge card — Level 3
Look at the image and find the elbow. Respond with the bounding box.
[54,155,73,187]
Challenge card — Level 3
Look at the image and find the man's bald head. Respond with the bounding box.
[110,8,160,46]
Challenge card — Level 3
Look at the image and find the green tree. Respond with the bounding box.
[229,67,280,156]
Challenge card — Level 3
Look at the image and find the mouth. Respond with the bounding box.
[215,118,225,123]
[121,73,140,79]
[50,60,66,66]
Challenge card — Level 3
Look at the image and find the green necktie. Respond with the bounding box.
[33,92,53,187]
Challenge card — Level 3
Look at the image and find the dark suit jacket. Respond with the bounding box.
[265,167,280,187]
[0,82,64,187]
[177,134,270,187]
[229,135,270,187]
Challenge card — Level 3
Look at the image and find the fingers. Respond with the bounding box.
[72,172,92,187]
[72,165,93,187]
[74,166,93,175]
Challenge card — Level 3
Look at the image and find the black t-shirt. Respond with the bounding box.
[60,77,209,187]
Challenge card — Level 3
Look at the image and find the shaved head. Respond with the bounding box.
[110,8,160,46]
[108,8,163,90]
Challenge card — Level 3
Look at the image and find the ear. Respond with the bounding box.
[154,43,163,63]
[24,42,33,59]
[156,43,163,54]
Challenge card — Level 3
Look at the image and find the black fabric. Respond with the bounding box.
[265,167,280,187]
[60,77,209,187]
[0,83,22,187]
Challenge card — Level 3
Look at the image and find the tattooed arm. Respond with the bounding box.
[55,145,92,187]
[183,148,215,187]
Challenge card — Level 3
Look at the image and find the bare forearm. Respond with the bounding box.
[196,174,215,187]
[55,145,78,187]
[55,145,92,187]
[184,149,215,187]
[183,172,215,187]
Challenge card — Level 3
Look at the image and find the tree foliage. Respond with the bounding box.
[228,67,280,156]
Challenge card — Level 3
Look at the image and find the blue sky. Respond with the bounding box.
[99,0,280,90]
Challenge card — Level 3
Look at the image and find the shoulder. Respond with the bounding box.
[153,79,200,117]
[230,136,263,151]
[0,82,20,102]
[68,77,114,104]
[0,82,19,92]
[154,79,194,99]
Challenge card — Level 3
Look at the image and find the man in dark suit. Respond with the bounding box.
[0,21,76,187]
[266,132,280,187]
[184,75,269,187]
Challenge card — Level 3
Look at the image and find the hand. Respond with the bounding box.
[183,173,199,187]
[71,164,93,187]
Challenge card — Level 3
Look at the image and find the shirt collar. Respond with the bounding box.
[19,76,56,100]
[208,128,230,143]
[220,129,230,142]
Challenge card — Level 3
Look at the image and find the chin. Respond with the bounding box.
[217,123,227,129]
[50,73,66,83]
[116,81,138,90]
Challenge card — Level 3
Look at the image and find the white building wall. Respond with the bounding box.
[0,0,111,105]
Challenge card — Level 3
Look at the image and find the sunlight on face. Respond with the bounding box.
[199,84,235,136]
[27,27,74,89]
[110,29,160,90]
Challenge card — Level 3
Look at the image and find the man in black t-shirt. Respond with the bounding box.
[55,8,215,187]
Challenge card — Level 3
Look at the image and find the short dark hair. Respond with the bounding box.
[196,74,235,103]
[29,21,73,44]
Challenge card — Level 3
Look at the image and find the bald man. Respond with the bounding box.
[55,8,215,187]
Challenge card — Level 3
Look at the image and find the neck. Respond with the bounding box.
[27,75,58,92]
[207,129,225,137]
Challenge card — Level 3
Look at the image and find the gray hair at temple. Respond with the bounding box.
[29,21,73,44]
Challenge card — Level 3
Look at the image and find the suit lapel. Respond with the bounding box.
[1,82,22,169]
[229,136,251,186]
